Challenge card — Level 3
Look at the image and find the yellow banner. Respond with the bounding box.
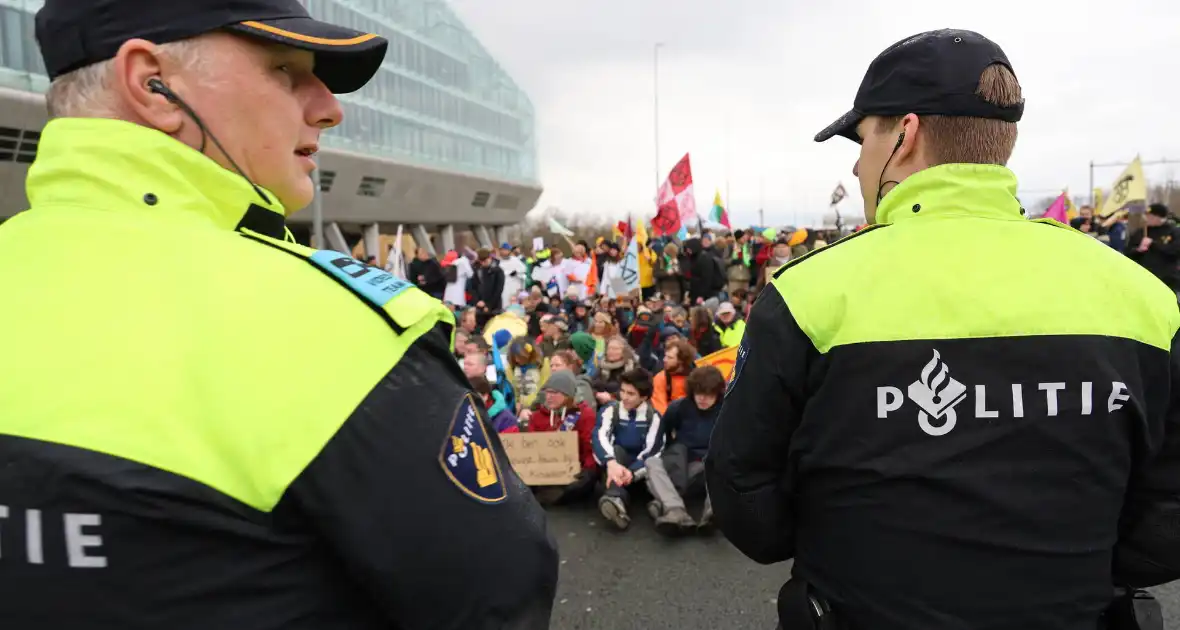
[697,345,739,381]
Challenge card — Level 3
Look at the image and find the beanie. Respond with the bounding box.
[492,329,513,349]
[569,332,596,363]
[542,370,577,398]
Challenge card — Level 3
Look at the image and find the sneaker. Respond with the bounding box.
[598,496,630,531]
[655,507,694,537]
[646,499,663,521]
[697,501,715,535]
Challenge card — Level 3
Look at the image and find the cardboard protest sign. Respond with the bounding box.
[499,432,579,486]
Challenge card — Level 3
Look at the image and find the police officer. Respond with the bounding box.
[1126,203,1180,293]
[0,1,558,628]
[706,29,1180,629]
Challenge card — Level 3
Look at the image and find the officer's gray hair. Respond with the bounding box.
[45,39,213,119]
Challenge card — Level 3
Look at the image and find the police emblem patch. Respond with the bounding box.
[726,341,749,397]
[308,250,412,309]
[439,394,508,503]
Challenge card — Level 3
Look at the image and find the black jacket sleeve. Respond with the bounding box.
[279,324,559,629]
[706,286,817,565]
[1114,328,1180,587]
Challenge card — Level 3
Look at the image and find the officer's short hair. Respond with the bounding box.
[876,63,1022,166]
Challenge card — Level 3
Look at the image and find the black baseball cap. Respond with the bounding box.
[814,29,1023,144]
[35,0,388,94]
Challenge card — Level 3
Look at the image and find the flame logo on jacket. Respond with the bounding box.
[907,350,968,421]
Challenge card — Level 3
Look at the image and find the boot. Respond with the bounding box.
[598,495,630,531]
[646,499,663,521]
[655,507,694,537]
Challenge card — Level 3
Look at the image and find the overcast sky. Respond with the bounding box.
[452,0,1178,228]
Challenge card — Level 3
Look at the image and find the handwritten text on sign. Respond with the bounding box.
[499,432,579,486]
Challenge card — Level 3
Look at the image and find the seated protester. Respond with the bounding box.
[650,338,696,415]
[646,366,725,536]
[464,335,491,363]
[529,350,598,424]
[568,331,599,379]
[506,337,543,409]
[714,302,747,348]
[468,374,520,434]
[592,336,637,404]
[453,329,469,363]
[593,369,664,531]
[527,371,599,505]
[464,347,517,414]
[689,306,724,357]
[463,351,492,383]
[538,314,570,358]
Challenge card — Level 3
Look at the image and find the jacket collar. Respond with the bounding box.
[875,163,1024,225]
[26,118,288,237]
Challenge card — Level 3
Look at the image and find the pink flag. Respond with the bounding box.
[1041,193,1069,223]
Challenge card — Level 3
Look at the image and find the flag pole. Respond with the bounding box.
[653,43,663,196]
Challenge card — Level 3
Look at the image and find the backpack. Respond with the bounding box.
[444,264,458,284]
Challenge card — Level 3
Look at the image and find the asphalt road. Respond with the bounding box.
[546,502,1180,630]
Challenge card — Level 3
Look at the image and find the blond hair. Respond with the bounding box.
[46,38,214,119]
[877,63,1022,166]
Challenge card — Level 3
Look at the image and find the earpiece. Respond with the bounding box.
[895,131,906,149]
[147,78,176,102]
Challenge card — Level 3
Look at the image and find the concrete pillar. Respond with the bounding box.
[441,224,456,253]
[474,225,493,249]
[412,224,435,257]
[495,225,512,250]
[326,222,349,254]
[363,223,381,264]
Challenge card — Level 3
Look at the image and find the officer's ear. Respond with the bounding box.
[111,39,184,135]
[894,113,929,168]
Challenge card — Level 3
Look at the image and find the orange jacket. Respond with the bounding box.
[650,370,689,415]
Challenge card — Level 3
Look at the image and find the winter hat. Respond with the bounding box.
[717,302,737,316]
[1149,203,1170,218]
[661,325,682,339]
[569,332,597,363]
[542,370,577,398]
[492,329,514,349]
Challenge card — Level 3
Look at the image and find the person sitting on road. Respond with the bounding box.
[594,368,664,530]
[469,375,520,434]
[526,371,599,505]
[647,366,724,536]
[650,338,696,414]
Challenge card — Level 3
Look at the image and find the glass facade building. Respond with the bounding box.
[0,0,537,184]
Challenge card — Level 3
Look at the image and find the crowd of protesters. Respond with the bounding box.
[1070,202,1180,293]
[399,225,827,535]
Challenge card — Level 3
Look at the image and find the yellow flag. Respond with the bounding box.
[1064,191,1078,221]
[1098,156,1148,217]
[1092,188,1104,212]
[636,219,649,246]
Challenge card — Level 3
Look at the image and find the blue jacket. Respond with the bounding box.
[592,401,663,472]
[662,398,719,461]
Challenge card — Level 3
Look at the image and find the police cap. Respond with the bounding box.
[35,0,388,94]
[815,29,1024,144]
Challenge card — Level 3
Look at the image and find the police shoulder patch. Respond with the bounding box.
[308,250,412,309]
[726,341,749,397]
[439,393,508,503]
